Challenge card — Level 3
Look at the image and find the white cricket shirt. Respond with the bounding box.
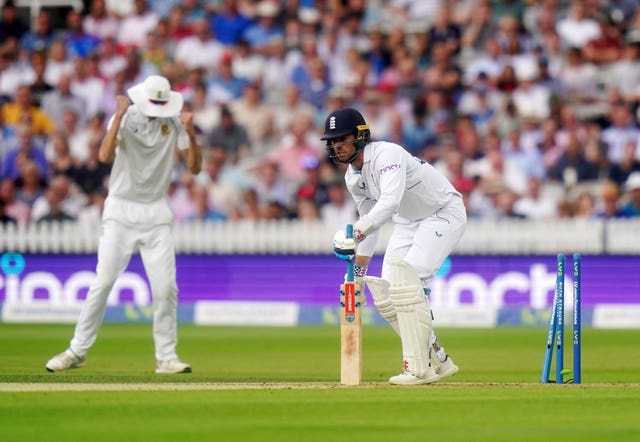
[346,141,462,254]
[103,106,189,225]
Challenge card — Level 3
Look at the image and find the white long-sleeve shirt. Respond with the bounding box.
[346,141,461,256]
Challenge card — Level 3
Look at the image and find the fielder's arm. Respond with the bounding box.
[98,95,131,163]
[179,112,202,175]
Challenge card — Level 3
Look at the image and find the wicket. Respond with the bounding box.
[541,253,582,384]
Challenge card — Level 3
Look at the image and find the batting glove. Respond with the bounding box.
[333,229,356,261]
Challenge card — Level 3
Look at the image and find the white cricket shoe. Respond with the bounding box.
[46,349,85,372]
[433,355,459,381]
[389,367,439,386]
[155,358,192,374]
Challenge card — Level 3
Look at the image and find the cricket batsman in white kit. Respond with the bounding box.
[325,107,466,385]
[46,75,202,374]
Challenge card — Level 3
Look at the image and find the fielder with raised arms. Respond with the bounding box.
[46,75,202,374]
[325,107,466,385]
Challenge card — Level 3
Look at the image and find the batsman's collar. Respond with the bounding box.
[127,75,183,118]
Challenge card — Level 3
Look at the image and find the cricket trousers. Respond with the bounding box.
[381,194,467,284]
[70,219,179,362]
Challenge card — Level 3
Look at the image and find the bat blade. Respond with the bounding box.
[340,281,362,386]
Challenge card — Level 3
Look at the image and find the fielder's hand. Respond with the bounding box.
[333,229,356,261]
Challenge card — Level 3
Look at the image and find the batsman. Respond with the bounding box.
[324,108,467,385]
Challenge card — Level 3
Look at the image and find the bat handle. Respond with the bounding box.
[345,224,354,283]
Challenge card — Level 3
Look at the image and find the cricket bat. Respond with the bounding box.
[340,224,362,386]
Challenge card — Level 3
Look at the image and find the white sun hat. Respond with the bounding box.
[127,75,183,118]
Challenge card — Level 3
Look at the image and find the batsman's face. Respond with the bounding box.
[330,135,356,162]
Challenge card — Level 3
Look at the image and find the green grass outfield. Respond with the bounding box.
[1,324,639,442]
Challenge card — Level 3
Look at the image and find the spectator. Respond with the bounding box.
[164,5,193,42]
[140,29,171,73]
[41,74,87,127]
[1,85,56,137]
[231,38,265,83]
[0,36,33,99]
[261,36,295,104]
[47,131,79,179]
[35,185,76,223]
[500,128,545,194]
[573,189,596,219]
[460,0,495,53]
[426,4,461,57]
[1,124,49,181]
[511,58,551,121]
[557,47,601,107]
[30,174,82,222]
[295,197,321,221]
[74,137,111,196]
[196,147,241,220]
[117,0,160,49]
[20,10,56,55]
[513,176,558,219]
[268,110,322,183]
[401,96,433,156]
[0,98,17,156]
[188,80,218,134]
[186,184,227,222]
[582,14,623,66]
[83,0,119,41]
[28,52,54,107]
[15,160,45,207]
[211,0,253,46]
[174,18,225,72]
[0,198,17,224]
[295,156,330,207]
[98,70,127,118]
[204,105,250,164]
[69,57,106,120]
[620,171,640,216]
[291,54,332,110]
[76,190,105,230]
[51,109,89,163]
[205,51,248,104]
[608,141,640,186]
[169,171,198,224]
[607,42,640,100]
[595,180,626,218]
[43,40,74,87]
[0,178,30,223]
[229,82,275,153]
[251,160,292,215]
[95,36,126,79]
[601,103,640,165]
[243,1,285,56]
[360,89,398,142]
[0,1,28,44]
[63,10,101,60]
[319,175,357,227]
[549,130,601,186]
[556,0,601,50]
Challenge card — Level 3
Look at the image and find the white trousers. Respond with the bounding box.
[381,195,467,283]
[70,219,179,362]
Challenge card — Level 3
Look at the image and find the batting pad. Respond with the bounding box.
[389,260,433,378]
[364,276,400,335]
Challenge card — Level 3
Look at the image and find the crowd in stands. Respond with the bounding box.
[3,0,640,227]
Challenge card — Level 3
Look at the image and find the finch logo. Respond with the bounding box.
[329,116,336,130]
[379,163,400,175]
[161,124,169,136]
